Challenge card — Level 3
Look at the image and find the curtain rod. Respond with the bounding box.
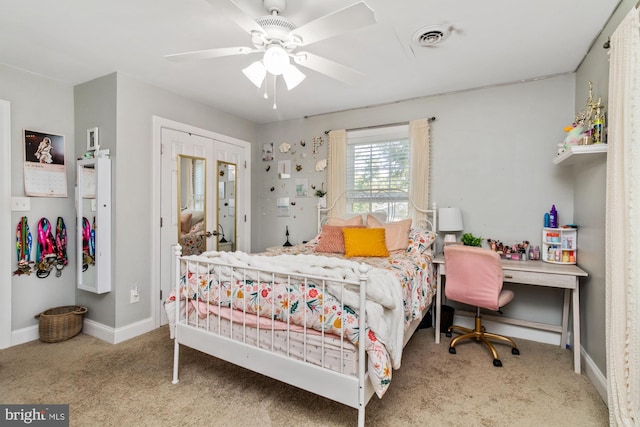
[323,117,436,135]
[603,1,638,50]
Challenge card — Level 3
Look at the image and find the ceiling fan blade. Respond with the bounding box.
[294,52,364,85]
[290,2,376,46]
[165,47,257,62]
[204,0,265,35]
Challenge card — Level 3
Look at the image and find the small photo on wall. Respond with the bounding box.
[295,178,308,197]
[87,127,99,151]
[278,160,291,179]
[262,142,274,161]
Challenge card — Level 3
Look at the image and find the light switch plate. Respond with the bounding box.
[11,197,30,211]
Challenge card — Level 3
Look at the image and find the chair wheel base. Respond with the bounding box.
[493,359,502,367]
[448,347,456,354]
[512,347,520,355]
[445,331,452,337]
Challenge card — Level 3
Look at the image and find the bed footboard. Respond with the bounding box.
[170,245,373,426]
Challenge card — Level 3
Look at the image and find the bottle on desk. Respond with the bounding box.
[549,205,558,228]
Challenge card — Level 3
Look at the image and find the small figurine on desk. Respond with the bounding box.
[283,226,293,247]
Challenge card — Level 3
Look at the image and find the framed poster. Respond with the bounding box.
[23,129,68,197]
[87,127,99,151]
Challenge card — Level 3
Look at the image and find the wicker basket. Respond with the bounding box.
[35,305,88,343]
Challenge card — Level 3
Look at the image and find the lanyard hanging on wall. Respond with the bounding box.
[35,217,57,278]
[54,217,68,277]
[82,217,94,271]
[13,216,33,275]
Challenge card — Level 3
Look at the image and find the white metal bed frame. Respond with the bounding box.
[171,200,437,426]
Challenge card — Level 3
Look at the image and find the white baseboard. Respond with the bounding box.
[11,325,39,346]
[83,317,155,344]
[581,346,608,405]
[452,314,561,345]
[10,317,156,346]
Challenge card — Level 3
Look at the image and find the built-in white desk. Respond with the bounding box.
[432,255,588,373]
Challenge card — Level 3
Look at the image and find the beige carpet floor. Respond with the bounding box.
[0,326,608,426]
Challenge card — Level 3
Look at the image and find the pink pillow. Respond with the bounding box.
[327,216,362,226]
[315,224,364,253]
[366,215,412,252]
[180,213,192,234]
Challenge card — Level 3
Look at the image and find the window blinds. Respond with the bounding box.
[193,160,205,210]
[346,125,410,217]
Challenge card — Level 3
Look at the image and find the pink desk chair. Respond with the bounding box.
[444,245,520,367]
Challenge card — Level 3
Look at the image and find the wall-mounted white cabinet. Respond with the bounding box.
[76,157,111,294]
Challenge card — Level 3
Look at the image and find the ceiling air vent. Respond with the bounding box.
[412,25,451,47]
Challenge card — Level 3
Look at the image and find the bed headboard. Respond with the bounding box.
[317,190,437,234]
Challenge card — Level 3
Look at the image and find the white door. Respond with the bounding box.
[159,128,215,325]
[158,127,250,325]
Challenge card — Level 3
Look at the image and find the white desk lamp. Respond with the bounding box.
[439,207,464,243]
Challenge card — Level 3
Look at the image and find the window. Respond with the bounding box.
[346,125,409,221]
[193,160,205,211]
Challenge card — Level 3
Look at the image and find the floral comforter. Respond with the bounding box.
[165,245,435,398]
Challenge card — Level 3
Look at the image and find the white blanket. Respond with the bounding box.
[185,250,406,368]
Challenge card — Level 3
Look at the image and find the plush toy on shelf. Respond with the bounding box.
[558,123,587,155]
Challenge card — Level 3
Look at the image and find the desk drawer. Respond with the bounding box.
[502,269,575,288]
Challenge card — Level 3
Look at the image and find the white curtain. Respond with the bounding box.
[180,158,194,210]
[327,129,347,216]
[606,7,640,425]
[409,118,431,221]
[327,121,432,219]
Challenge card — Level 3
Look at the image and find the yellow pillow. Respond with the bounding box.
[343,228,389,257]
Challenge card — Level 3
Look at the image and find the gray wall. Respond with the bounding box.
[74,73,118,326]
[5,67,257,334]
[2,64,77,330]
[109,73,256,328]
[571,0,636,379]
[253,75,577,332]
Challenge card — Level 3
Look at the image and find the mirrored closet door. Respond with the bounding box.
[76,157,111,294]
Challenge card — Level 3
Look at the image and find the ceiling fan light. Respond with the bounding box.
[293,52,307,65]
[282,64,306,90]
[263,45,290,75]
[242,61,267,88]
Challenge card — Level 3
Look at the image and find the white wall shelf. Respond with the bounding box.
[553,144,608,166]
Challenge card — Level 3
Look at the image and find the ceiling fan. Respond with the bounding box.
[165,0,377,92]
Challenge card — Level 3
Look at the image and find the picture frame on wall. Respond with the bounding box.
[87,127,99,151]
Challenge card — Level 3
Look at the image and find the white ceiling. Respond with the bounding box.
[0,0,619,124]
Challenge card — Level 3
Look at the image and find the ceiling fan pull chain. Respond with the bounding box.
[272,74,277,109]
[263,73,269,99]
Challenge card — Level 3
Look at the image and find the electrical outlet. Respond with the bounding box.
[130,288,140,304]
